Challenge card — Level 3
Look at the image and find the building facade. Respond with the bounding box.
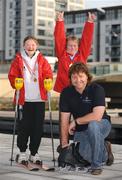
[55,0,84,11]
[1,1,122,63]
[0,0,84,61]
[0,0,6,61]
[64,6,122,62]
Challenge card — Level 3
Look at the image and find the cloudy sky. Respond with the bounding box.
[84,0,122,9]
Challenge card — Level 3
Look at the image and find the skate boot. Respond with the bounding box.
[16,152,28,165]
[29,153,42,165]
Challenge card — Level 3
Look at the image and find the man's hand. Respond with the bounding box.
[87,12,96,22]
[56,11,64,21]
[68,120,76,135]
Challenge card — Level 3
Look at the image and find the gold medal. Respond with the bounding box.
[69,63,72,67]
[34,77,37,82]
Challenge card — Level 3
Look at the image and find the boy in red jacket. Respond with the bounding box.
[54,12,96,93]
[8,36,53,164]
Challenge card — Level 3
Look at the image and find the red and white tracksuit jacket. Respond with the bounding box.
[54,21,94,93]
[8,52,53,105]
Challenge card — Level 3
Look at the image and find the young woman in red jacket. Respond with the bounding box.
[8,36,53,164]
[54,12,96,93]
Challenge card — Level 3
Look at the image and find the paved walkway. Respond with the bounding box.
[0,133,122,180]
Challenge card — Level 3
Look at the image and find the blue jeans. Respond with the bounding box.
[74,119,111,169]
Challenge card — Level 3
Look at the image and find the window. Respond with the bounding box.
[16,11,20,16]
[75,13,86,23]
[67,28,74,35]
[65,14,73,24]
[45,30,53,36]
[88,59,93,62]
[48,11,54,17]
[27,29,32,35]
[111,47,120,57]
[105,58,109,62]
[15,20,20,28]
[9,49,12,56]
[15,49,19,53]
[70,0,83,2]
[112,24,120,34]
[48,21,53,28]
[56,3,66,11]
[9,31,12,37]
[105,47,110,55]
[38,0,46,7]
[118,9,122,18]
[15,1,19,7]
[26,9,32,16]
[15,30,19,36]
[38,29,45,36]
[9,2,13,9]
[9,21,13,28]
[111,58,120,62]
[9,12,13,19]
[111,36,120,45]
[9,40,12,46]
[15,40,19,46]
[48,2,54,8]
[106,10,117,20]
[27,19,32,26]
[39,49,47,55]
[38,19,45,26]
[27,0,32,6]
[38,39,45,46]
[46,40,53,46]
[47,50,53,56]
[105,36,110,44]
[38,10,47,17]
[76,27,82,34]
[106,25,110,33]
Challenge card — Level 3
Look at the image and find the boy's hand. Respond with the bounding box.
[87,12,96,22]
[56,11,64,21]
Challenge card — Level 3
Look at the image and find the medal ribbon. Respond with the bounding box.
[23,58,37,79]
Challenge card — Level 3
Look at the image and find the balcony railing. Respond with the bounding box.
[88,63,122,76]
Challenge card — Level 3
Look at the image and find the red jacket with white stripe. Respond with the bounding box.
[54,21,94,93]
[8,52,53,105]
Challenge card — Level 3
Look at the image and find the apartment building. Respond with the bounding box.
[0,0,6,60]
[64,6,122,62]
[0,0,84,61]
[55,0,84,11]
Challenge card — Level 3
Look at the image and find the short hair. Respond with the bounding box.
[66,35,79,45]
[68,62,92,84]
[23,36,39,45]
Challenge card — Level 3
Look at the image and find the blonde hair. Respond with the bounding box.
[66,36,79,45]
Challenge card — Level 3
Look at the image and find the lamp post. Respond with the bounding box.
[96,8,106,61]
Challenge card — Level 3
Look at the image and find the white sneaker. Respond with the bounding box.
[18,152,28,164]
[29,153,42,164]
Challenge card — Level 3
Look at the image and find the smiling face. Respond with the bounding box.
[68,62,92,93]
[23,39,38,57]
[71,72,88,93]
[66,39,79,56]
